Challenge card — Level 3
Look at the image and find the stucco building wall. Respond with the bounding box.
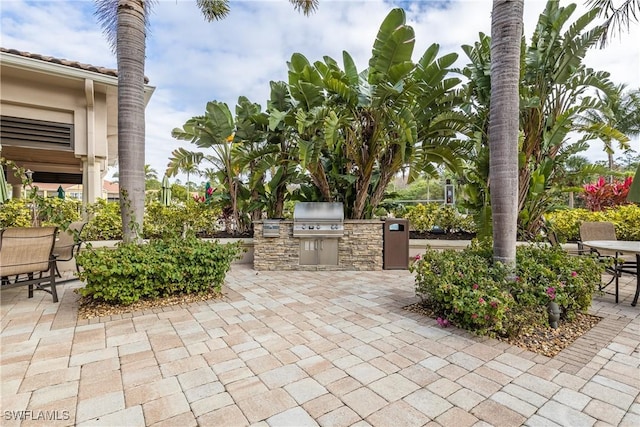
[0,48,154,204]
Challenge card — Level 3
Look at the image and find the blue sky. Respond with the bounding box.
[1,0,638,183]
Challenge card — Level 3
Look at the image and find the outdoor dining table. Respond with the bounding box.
[582,240,640,307]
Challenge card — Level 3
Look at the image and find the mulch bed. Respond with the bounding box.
[76,289,223,320]
[404,302,601,357]
[194,230,477,240]
[409,231,477,240]
[196,231,253,239]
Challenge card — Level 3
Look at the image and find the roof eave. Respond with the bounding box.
[0,51,155,106]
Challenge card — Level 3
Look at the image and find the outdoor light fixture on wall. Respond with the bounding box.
[445,179,455,205]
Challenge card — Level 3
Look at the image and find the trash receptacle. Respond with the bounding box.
[383,218,409,269]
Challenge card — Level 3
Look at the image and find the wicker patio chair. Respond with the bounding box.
[541,218,581,255]
[53,221,87,277]
[0,226,59,302]
[579,221,637,302]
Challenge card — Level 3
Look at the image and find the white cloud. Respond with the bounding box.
[1,0,637,182]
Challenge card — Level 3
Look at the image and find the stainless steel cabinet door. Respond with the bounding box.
[299,239,317,265]
[318,239,338,265]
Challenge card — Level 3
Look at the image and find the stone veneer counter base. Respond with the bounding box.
[253,220,383,271]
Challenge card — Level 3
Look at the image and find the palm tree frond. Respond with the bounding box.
[289,0,319,16]
[95,0,153,53]
[166,148,204,178]
[586,0,640,47]
[196,0,230,22]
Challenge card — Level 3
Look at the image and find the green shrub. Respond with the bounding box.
[77,237,243,305]
[546,205,640,241]
[515,245,600,319]
[79,199,225,241]
[0,198,82,228]
[2,196,223,240]
[412,247,513,336]
[402,203,475,233]
[606,204,640,240]
[434,205,458,233]
[38,198,82,227]
[545,208,590,242]
[0,199,32,228]
[412,240,604,336]
[404,203,439,232]
[457,214,478,234]
[143,200,222,238]
[83,199,123,240]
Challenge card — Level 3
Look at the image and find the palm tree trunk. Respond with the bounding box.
[117,0,146,243]
[608,151,614,183]
[489,0,523,268]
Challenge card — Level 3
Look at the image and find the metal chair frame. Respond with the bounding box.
[578,221,638,303]
[0,226,59,302]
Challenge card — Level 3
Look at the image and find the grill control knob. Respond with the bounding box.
[301,225,306,230]
[316,225,320,230]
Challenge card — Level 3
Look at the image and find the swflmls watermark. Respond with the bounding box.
[4,410,71,421]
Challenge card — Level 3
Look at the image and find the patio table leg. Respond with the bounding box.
[632,254,639,307]
[50,261,58,303]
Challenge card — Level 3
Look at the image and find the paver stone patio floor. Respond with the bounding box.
[1,265,639,426]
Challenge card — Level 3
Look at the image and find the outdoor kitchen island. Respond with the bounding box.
[253,203,384,271]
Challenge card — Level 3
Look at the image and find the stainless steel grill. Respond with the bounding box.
[293,202,344,238]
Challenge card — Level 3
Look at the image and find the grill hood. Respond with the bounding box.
[293,202,344,222]
[293,202,344,237]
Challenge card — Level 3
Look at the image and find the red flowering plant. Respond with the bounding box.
[582,176,633,211]
[192,186,216,204]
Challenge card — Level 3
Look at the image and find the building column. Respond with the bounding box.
[11,183,22,199]
[6,170,24,199]
[82,158,102,204]
[83,78,99,204]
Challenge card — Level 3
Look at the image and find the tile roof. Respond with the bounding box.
[1,47,149,83]
[32,181,119,193]
[102,180,120,193]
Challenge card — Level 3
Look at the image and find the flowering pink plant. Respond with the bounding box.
[436,317,450,328]
[546,286,556,300]
[409,254,422,272]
